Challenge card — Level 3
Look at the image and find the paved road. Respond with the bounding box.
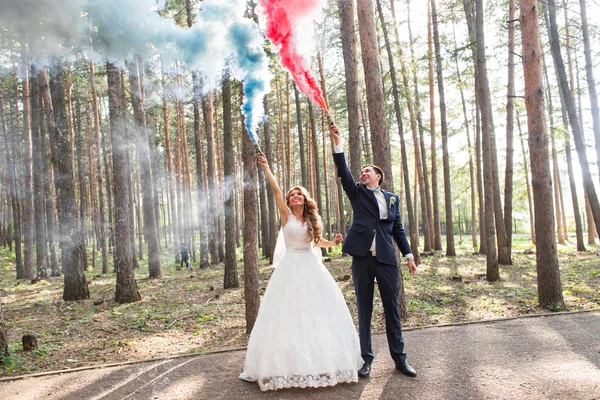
[1,312,599,399]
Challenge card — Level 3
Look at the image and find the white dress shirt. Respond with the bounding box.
[334,139,414,260]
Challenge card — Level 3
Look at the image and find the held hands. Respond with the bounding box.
[333,233,343,246]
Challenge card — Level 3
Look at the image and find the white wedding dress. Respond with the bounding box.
[239,213,363,391]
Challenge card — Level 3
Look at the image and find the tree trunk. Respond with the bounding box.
[504,0,516,257]
[546,0,600,238]
[17,49,35,280]
[579,0,600,181]
[452,31,478,251]
[222,71,239,289]
[30,66,48,278]
[106,62,141,304]
[404,0,435,252]
[89,62,108,274]
[202,90,220,265]
[516,113,536,244]
[337,0,362,180]
[0,291,8,357]
[161,67,179,264]
[357,0,393,189]
[263,96,277,262]
[474,0,499,279]
[542,53,566,244]
[293,85,308,188]
[242,113,259,334]
[520,0,564,309]
[575,56,597,244]
[376,0,420,265]
[75,98,89,273]
[1,87,24,279]
[128,60,161,277]
[428,2,443,251]
[386,0,431,254]
[432,0,455,256]
[42,65,89,301]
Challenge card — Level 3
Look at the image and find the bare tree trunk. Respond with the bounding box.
[263,96,277,262]
[542,54,566,244]
[75,98,89,273]
[376,0,420,265]
[337,0,362,179]
[293,85,308,187]
[404,0,432,251]
[357,0,393,188]
[432,0,455,256]
[387,0,431,254]
[161,67,179,264]
[428,2,443,251]
[89,62,108,274]
[0,291,8,357]
[242,113,259,334]
[202,90,220,265]
[106,62,141,304]
[17,48,34,280]
[452,31,479,251]
[223,70,239,289]
[579,0,600,181]
[128,60,161,278]
[307,100,323,231]
[520,0,564,309]
[42,66,89,300]
[504,0,516,257]
[545,0,600,238]
[575,56,596,244]
[517,113,536,244]
[30,66,48,278]
[1,88,24,278]
[474,0,499,279]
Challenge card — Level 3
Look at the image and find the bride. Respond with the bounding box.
[239,154,363,391]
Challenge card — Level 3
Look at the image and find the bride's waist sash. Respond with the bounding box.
[286,246,312,253]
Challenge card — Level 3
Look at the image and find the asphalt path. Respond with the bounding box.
[1,312,599,399]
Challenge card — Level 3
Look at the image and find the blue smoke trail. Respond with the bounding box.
[0,0,270,142]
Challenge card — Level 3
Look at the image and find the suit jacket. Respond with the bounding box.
[333,152,411,266]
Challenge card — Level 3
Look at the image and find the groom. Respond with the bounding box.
[329,123,417,378]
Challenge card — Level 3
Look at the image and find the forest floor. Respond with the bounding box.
[0,235,599,377]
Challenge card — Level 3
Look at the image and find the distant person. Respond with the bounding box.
[180,243,190,270]
[329,122,418,379]
[239,154,362,391]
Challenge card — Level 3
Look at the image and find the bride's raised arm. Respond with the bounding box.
[257,154,290,227]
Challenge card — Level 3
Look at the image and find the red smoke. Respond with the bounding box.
[258,0,328,112]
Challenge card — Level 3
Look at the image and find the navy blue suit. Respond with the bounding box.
[333,152,411,365]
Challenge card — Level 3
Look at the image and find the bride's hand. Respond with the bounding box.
[333,233,343,246]
[257,154,268,169]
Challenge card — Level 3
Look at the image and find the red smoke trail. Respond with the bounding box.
[258,0,328,112]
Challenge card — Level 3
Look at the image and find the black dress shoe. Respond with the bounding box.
[358,363,371,378]
[395,361,417,377]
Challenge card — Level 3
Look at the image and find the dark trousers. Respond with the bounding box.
[352,254,406,365]
[180,258,190,269]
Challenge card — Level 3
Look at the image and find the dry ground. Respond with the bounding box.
[1,237,599,377]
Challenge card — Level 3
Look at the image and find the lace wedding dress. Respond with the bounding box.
[239,213,363,391]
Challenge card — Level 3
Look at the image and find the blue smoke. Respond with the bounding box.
[0,0,270,141]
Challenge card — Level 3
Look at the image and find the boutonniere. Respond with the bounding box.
[389,196,396,208]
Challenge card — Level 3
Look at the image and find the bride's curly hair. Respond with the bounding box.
[286,186,323,245]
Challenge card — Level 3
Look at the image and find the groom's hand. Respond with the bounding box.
[407,259,417,275]
[329,123,341,146]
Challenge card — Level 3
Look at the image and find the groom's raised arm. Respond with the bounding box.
[329,123,358,200]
